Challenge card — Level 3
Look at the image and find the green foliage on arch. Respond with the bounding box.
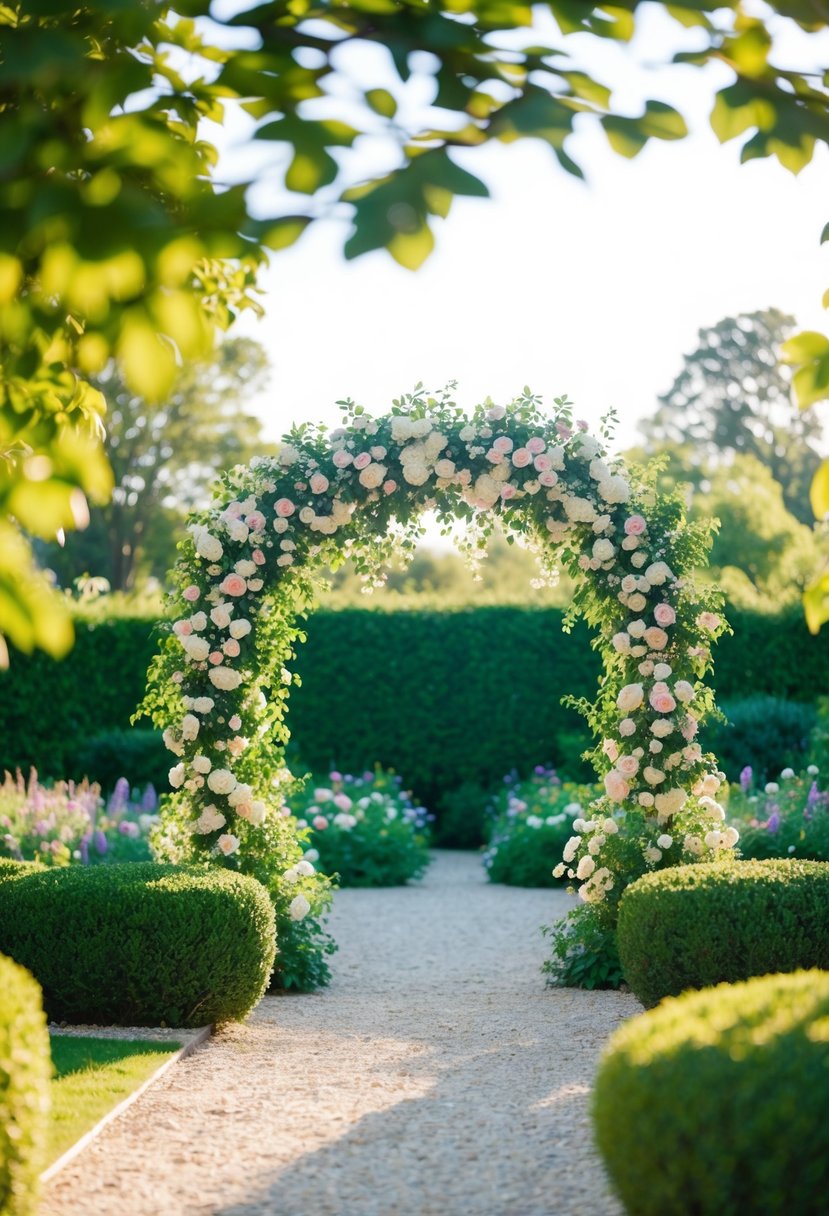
[139,386,735,985]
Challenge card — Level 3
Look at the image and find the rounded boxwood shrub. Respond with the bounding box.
[594,970,829,1216]
[0,954,51,1216]
[0,864,276,1027]
[617,859,829,1008]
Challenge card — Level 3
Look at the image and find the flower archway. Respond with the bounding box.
[140,386,735,982]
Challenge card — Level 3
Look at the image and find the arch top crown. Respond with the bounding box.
[141,385,732,909]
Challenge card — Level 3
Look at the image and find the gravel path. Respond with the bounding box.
[41,851,639,1216]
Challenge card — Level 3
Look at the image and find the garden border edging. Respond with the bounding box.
[41,1024,212,1183]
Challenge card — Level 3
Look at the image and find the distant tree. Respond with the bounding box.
[38,339,275,591]
[641,310,822,523]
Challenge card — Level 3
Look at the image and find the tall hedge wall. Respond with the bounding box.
[1,604,827,809]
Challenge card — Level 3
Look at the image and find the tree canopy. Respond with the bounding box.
[3,0,829,656]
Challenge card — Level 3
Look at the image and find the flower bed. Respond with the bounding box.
[291,769,432,887]
[483,766,601,887]
[0,770,157,867]
[725,763,829,861]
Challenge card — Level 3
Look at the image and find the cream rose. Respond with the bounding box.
[209,666,242,691]
[617,683,644,712]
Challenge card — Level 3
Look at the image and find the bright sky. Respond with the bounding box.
[214,3,829,457]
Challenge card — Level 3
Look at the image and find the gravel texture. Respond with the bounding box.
[41,850,639,1216]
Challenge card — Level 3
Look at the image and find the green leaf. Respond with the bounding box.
[365,88,397,119]
[388,224,435,271]
[804,571,829,634]
[822,222,829,244]
[259,216,312,251]
[285,148,338,194]
[810,459,829,519]
[781,330,829,363]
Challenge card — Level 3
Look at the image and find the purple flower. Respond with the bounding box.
[93,829,108,855]
[108,777,130,813]
[141,784,158,813]
[806,781,820,820]
[766,808,781,834]
[330,770,343,783]
[740,766,753,792]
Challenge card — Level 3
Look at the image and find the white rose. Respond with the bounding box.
[562,836,580,863]
[209,666,242,691]
[192,754,212,774]
[434,458,456,479]
[194,805,226,834]
[592,538,615,563]
[181,635,210,662]
[296,859,315,876]
[247,800,267,826]
[390,416,415,442]
[459,425,477,442]
[403,462,430,486]
[598,476,630,504]
[217,833,240,856]
[229,619,251,640]
[169,764,185,789]
[228,783,253,807]
[181,714,200,742]
[589,458,611,482]
[289,894,311,921]
[235,559,257,577]
[644,766,666,785]
[191,525,223,562]
[575,434,601,459]
[189,612,207,632]
[207,768,237,795]
[226,518,249,543]
[359,462,387,490]
[646,561,673,585]
[576,855,596,879]
[411,418,432,438]
[193,696,215,714]
[657,834,673,849]
[674,680,695,703]
[163,729,183,756]
[617,683,644,712]
[564,496,597,523]
[651,719,674,738]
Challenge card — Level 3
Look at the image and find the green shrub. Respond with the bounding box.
[541,904,624,990]
[617,859,829,1008]
[701,694,816,784]
[434,780,491,848]
[484,769,600,887]
[0,863,275,1027]
[0,954,51,1216]
[73,729,169,793]
[293,770,431,887]
[725,765,829,862]
[594,969,829,1216]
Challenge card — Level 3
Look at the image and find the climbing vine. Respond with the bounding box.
[139,386,734,985]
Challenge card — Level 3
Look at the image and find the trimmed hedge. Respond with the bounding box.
[0,603,826,809]
[617,859,829,1008]
[0,860,43,882]
[0,955,51,1216]
[594,970,829,1216]
[0,863,276,1027]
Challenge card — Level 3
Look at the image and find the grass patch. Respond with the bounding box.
[47,1035,180,1167]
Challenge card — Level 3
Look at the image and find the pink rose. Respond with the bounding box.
[492,436,513,454]
[220,573,247,597]
[312,815,329,831]
[332,449,353,468]
[650,690,677,714]
[275,498,295,517]
[252,548,266,566]
[619,718,636,737]
[681,716,699,740]
[605,771,630,803]
[602,739,620,762]
[556,423,573,439]
[538,471,558,487]
[209,651,224,665]
[698,611,720,631]
[229,715,242,731]
[223,639,241,657]
[173,620,193,637]
[246,511,266,532]
[533,454,552,472]
[309,473,330,494]
[383,480,397,495]
[654,603,676,627]
[183,585,200,602]
[617,755,640,777]
[511,448,532,468]
[500,483,517,500]
[486,449,504,464]
[644,626,669,651]
[526,437,546,455]
[353,452,372,470]
[624,515,647,536]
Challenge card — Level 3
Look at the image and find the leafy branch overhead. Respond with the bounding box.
[2,0,829,656]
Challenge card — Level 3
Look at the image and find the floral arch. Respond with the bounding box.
[140,386,735,975]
